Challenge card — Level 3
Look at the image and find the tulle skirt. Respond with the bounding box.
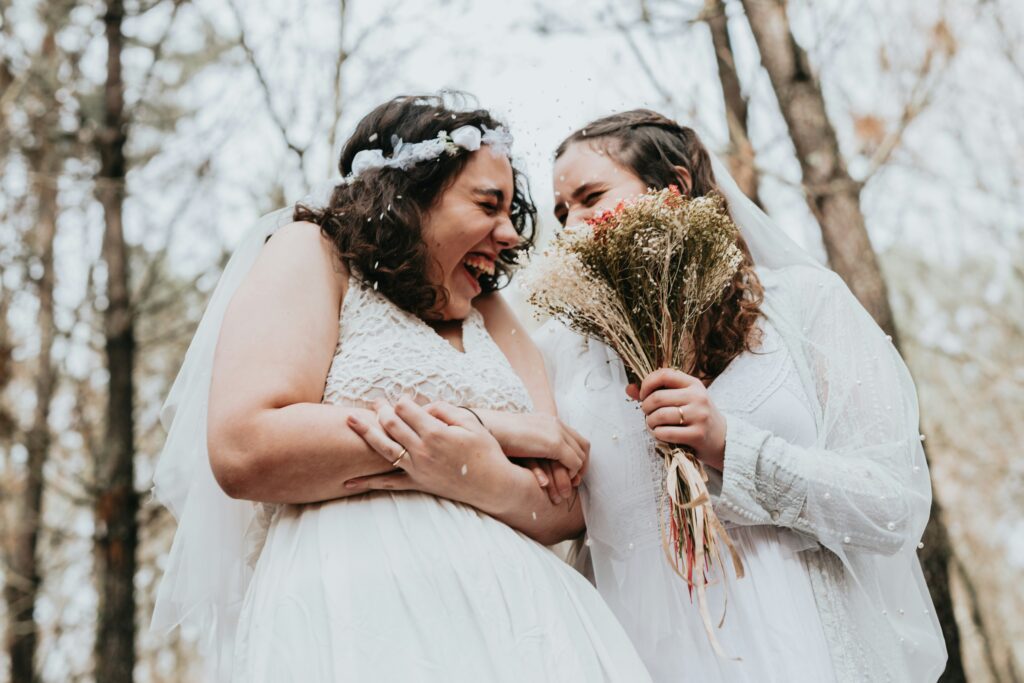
[231,491,652,682]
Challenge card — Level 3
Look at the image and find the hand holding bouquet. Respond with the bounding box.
[523,186,745,655]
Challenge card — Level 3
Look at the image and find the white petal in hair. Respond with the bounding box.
[450,125,482,151]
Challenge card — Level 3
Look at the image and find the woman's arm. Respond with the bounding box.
[636,367,918,556]
[347,398,584,545]
[473,293,588,502]
[345,292,586,543]
[206,221,394,503]
[715,415,914,555]
[634,268,932,556]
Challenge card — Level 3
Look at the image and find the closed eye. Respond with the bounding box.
[479,201,499,215]
[583,190,604,206]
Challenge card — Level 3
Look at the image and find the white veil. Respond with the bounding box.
[150,184,335,678]
[707,154,946,678]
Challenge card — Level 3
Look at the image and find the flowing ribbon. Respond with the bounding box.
[658,446,745,660]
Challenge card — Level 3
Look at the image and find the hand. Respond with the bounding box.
[344,396,513,508]
[518,457,581,506]
[485,411,590,484]
[626,368,726,471]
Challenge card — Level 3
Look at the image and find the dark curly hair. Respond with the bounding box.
[556,109,765,382]
[294,93,536,319]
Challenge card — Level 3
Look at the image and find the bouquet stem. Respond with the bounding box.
[522,187,749,657]
[659,445,745,659]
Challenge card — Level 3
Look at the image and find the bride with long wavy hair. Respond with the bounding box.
[536,110,946,682]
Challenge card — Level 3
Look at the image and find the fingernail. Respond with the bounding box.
[553,495,563,504]
[345,480,360,489]
[538,473,549,486]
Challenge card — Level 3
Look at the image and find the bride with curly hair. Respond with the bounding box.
[150,95,651,682]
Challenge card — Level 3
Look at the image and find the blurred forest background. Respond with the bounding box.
[0,0,1021,681]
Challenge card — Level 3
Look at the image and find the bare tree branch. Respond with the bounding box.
[860,21,955,183]
[701,0,763,206]
[226,0,307,165]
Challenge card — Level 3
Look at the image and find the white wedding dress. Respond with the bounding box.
[229,273,652,683]
[535,291,837,682]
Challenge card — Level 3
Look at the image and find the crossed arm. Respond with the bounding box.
[206,222,584,544]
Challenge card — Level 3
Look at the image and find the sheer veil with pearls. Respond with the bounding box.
[541,152,945,680]
[709,153,945,677]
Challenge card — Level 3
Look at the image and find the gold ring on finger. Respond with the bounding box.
[678,406,687,426]
[391,448,409,468]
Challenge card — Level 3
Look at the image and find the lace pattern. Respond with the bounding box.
[323,273,533,413]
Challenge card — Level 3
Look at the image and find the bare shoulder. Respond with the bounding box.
[475,291,527,347]
[263,221,348,298]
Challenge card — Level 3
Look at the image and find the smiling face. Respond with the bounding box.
[420,147,520,320]
[552,141,649,227]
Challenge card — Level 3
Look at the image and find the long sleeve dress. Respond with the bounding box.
[535,264,946,682]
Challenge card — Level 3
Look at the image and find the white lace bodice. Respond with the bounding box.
[322,273,534,413]
[245,273,534,569]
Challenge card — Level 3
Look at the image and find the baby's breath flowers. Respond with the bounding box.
[522,186,744,657]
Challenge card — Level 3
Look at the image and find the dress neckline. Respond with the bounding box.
[347,271,481,357]
[414,311,480,356]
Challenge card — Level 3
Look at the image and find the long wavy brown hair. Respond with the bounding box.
[294,93,536,320]
[555,110,764,382]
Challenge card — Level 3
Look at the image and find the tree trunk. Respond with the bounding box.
[703,0,763,208]
[94,2,138,681]
[738,0,899,340]
[3,148,58,683]
[738,0,967,679]
[2,24,61,683]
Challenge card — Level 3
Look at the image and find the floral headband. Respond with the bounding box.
[346,125,514,181]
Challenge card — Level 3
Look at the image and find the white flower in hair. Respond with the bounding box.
[344,124,514,181]
[481,125,514,157]
[450,125,482,151]
[392,133,449,170]
[351,149,387,177]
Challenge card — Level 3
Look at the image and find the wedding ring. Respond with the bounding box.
[678,406,687,426]
[391,448,409,467]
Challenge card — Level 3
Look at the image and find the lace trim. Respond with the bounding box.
[804,549,886,682]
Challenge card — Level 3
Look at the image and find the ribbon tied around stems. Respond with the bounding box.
[660,445,745,661]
